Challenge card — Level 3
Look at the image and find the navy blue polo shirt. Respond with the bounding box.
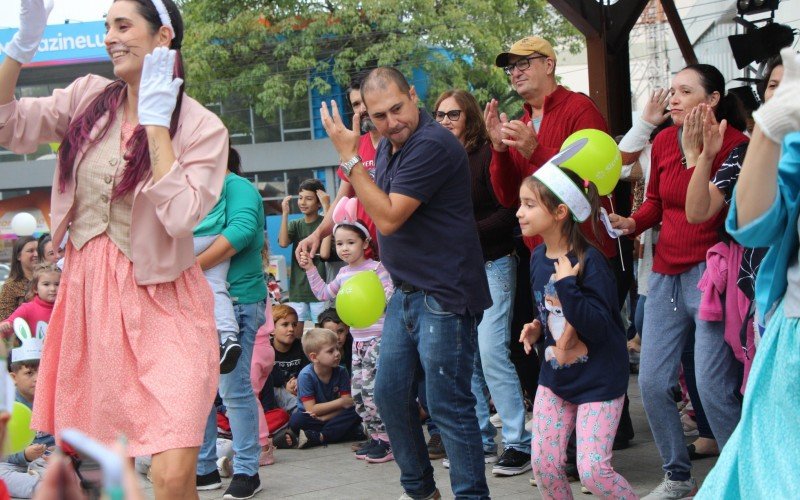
[375,109,491,316]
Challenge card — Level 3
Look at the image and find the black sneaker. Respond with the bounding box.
[223,473,262,499]
[196,469,222,490]
[492,448,532,476]
[220,338,243,374]
[427,433,446,460]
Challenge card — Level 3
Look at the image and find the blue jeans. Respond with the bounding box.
[471,255,530,453]
[374,291,489,500]
[197,300,265,476]
[289,406,363,445]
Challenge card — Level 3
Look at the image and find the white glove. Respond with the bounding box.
[753,47,800,144]
[3,0,54,64]
[138,47,183,128]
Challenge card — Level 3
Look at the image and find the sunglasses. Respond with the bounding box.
[434,110,462,122]
[503,55,547,76]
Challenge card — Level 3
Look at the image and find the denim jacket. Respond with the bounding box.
[727,131,800,324]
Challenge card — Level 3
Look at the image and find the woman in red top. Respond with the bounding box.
[611,64,748,498]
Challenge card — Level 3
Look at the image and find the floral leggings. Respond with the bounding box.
[351,337,388,442]
[532,385,637,500]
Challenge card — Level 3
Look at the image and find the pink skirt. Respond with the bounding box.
[32,234,219,456]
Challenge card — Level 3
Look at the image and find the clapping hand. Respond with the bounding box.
[642,88,671,126]
[681,106,704,167]
[700,104,726,162]
[484,99,509,152]
[501,120,538,159]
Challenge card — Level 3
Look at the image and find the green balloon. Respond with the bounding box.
[336,271,386,328]
[559,129,622,196]
[5,402,35,455]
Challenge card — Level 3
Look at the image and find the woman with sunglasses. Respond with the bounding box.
[433,90,532,474]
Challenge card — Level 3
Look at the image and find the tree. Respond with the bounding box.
[179,0,581,125]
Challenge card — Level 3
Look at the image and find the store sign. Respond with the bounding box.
[0,21,108,67]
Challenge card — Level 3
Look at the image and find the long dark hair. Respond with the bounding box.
[683,64,747,132]
[522,169,601,278]
[434,89,490,154]
[8,236,37,282]
[57,0,185,199]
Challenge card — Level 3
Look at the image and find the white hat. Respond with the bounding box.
[532,148,592,223]
[10,318,45,364]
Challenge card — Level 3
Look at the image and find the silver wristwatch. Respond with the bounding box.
[340,154,362,177]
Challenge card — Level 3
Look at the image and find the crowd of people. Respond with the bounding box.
[0,0,798,499]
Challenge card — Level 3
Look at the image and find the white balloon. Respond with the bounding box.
[11,212,37,236]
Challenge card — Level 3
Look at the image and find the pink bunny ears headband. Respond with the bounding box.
[333,197,371,240]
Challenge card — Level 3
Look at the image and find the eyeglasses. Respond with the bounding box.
[504,55,547,76]
[434,110,462,122]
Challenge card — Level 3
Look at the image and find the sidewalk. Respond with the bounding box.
[143,375,718,498]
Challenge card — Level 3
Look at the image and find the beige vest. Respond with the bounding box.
[69,109,134,258]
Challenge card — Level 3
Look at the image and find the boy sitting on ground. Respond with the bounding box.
[288,328,363,448]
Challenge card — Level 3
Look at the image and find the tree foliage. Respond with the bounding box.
[179,0,581,121]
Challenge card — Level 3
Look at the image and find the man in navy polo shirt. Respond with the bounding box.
[318,67,492,500]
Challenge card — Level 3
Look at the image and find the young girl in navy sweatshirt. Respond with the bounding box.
[518,164,634,499]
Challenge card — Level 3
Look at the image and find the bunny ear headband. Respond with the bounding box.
[151,0,176,40]
[332,197,371,240]
[10,318,44,364]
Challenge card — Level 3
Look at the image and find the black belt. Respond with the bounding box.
[394,281,422,293]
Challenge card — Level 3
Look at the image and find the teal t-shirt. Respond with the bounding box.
[288,216,325,302]
[222,174,267,304]
[193,179,227,236]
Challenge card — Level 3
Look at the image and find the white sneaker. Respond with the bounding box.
[490,413,503,428]
[581,485,592,494]
[642,475,698,499]
[442,450,497,469]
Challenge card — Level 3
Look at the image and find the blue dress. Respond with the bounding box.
[698,131,800,497]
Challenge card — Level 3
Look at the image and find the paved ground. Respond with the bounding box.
[140,375,717,499]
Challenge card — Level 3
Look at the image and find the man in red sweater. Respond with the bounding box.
[486,37,608,205]
[486,36,616,259]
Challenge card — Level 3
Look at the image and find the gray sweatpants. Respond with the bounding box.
[638,262,743,479]
[194,235,239,342]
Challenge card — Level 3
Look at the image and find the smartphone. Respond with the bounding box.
[60,428,125,500]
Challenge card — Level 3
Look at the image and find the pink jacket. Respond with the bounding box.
[697,241,756,392]
[0,75,228,285]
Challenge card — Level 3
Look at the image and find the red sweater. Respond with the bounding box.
[488,86,615,257]
[632,125,749,275]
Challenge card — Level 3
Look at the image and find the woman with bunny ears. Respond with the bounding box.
[0,0,228,497]
[298,197,395,463]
